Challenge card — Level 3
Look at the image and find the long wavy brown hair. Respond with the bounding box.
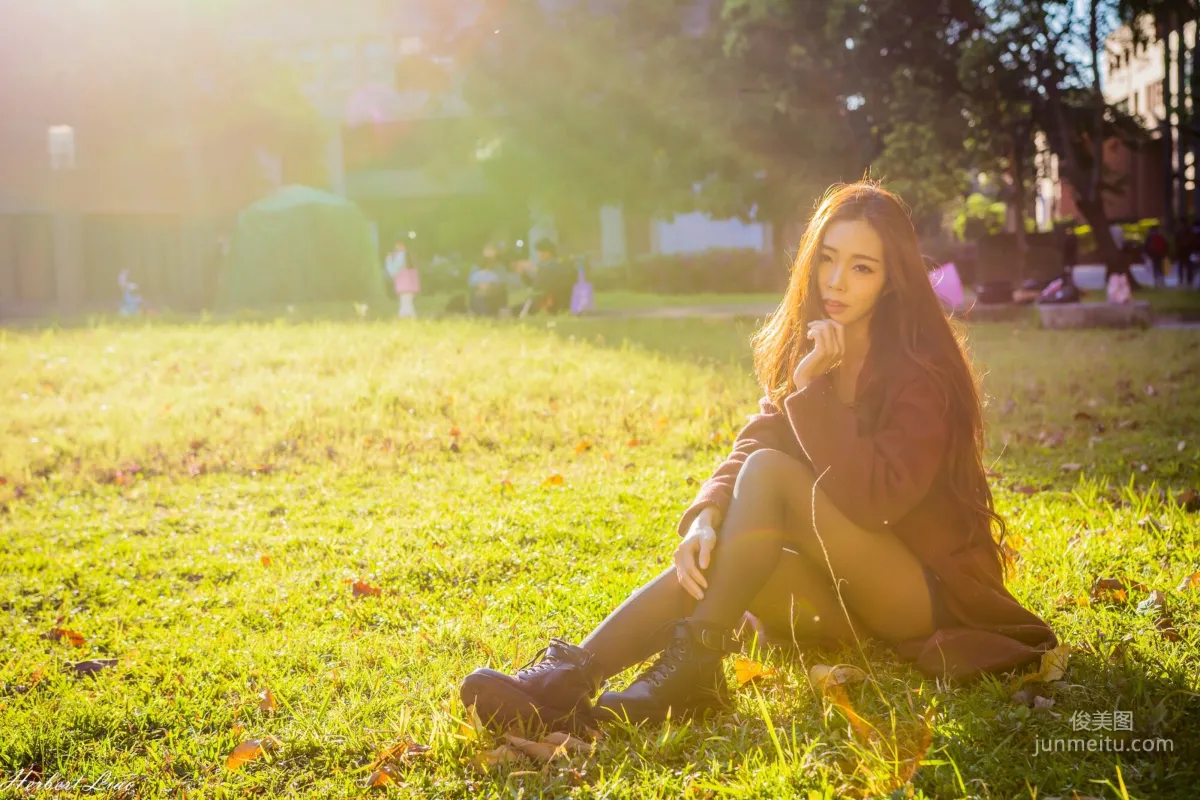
[752,181,1005,560]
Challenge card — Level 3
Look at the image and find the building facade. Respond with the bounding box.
[1035,17,1195,228]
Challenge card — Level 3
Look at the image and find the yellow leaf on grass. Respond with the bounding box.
[260,555,272,566]
[574,440,593,455]
[366,766,396,788]
[734,658,777,686]
[374,737,432,768]
[542,474,565,486]
[472,744,522,772]
[225,736,280,770]
[1015,644,1071,688]
[808,664,868,693]
[503,733,564,762]
[540,731,594,756]
[258,689,277,713]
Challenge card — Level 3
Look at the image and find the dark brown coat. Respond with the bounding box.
[677,360,1057,680]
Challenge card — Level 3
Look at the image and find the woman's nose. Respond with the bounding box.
[827,263,847,290]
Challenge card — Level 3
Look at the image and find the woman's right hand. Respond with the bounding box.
[791,319,845,391]
[675,508,720,601]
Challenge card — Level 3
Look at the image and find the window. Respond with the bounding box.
[1149,80,1164,115]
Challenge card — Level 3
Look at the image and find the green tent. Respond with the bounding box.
[219,185,389,309]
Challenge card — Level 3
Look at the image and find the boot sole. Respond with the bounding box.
[460,672,582,732]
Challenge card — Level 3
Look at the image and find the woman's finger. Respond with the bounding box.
[678,543,707,589]
[678,570,704,601]
[817,325,834,368]
[697,530,716,570]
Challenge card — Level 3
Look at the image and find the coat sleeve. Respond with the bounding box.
[783,374,948,531]
[676,397,795,536]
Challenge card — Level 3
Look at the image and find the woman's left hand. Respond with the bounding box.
[675,510,719,601]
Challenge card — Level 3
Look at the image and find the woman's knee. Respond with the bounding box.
[735,449,809,496]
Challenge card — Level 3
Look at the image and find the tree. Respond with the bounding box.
[461,0,726,240]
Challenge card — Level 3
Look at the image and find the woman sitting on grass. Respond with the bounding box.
[460,181,1057,729]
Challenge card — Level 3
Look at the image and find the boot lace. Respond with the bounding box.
[514,638,578,678]
[633,636,690,688]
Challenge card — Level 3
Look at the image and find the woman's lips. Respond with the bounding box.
[823,299,847,313]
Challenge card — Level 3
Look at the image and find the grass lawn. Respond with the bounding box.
[1,316,1198,798]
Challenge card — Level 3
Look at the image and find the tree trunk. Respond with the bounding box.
[1009,124,1029,283]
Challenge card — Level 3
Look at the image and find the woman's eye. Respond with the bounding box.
[853,263,874,274]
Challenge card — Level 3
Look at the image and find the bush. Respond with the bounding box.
[219,186,389,310]
[590,249,779,294]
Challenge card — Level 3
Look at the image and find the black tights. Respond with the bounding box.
[577,448,935,683]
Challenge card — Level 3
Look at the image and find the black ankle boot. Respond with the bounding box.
[460,639,601,732]
[593,619,734,724]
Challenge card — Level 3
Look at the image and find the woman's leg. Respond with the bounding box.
[694,449,934,642]
[579,524,868,681]
[578,568,693,680]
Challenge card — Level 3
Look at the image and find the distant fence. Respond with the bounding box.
[0,214,226,317]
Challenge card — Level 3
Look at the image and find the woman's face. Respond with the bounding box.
[815,218,888,327]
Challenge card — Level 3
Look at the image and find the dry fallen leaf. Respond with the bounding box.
[1013,484,1039,496]
[1014,644,1071,689]
[225,736,281,770]
[352,580,382,598]
[258,689,277,713]
[1060,463,1083,473]
[260,555,272,567]
[1177,572,1200,592]
[503,733,572,763]
[366,765,397,788]
[41,628,86,647]
[541,732,594,756]
[472,744,522,772]
[808,664,868,693]
[734,658,777,686]
[373,737,431,769]
[1054,593,1089,609]
[626,438,643,447]
[449,427,462,438]
[1155,614,1182,642]
[499,478,514,492]
[542,474,565,487]
[71,659,118,677]
[574,440,593,455]
[1090,577,1128,604]
[1072,411,1096,422]
[1136,590,1167,615]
